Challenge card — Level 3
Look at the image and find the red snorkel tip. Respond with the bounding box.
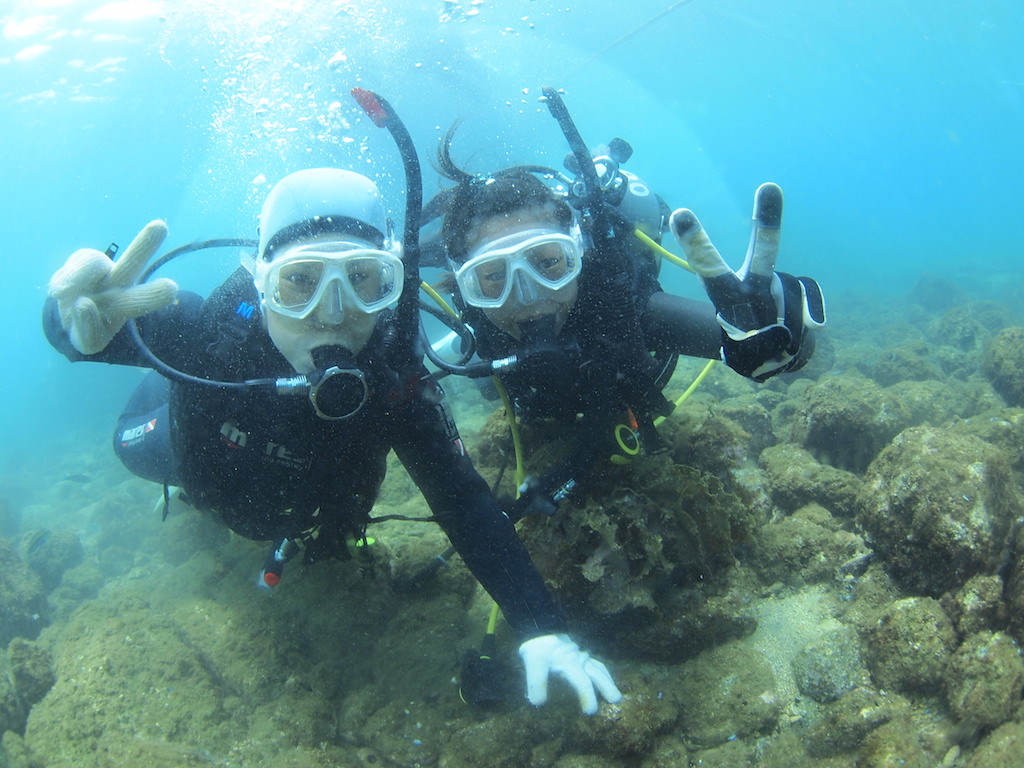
[351,87,390,127]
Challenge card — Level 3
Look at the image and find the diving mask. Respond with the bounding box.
[255,240,404,320]
[455,227,582,309]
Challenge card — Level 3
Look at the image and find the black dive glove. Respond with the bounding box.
[499,477,560,523]
[669,183,826,382]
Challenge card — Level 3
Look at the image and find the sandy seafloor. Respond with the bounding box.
[3,269,1024,768]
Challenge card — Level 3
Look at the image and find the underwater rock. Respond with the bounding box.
[931,344,979,379]
[1004,540,1024,645]
[758,443,862,517]
[1,731,33,768]
[570,688,678,757]
[864,597,956,695]
[20,528,84,592]
[518,455,751,662]
[24,597,243,767]
[667,407,756,480]
[982,326,1024,407]
[857,717,936,768]
[908,273,969,314]
[869,344,942,387]
[790,375,913,473]
[940,574,1008,637]
[155,506,232,565]
[804,686,911,758]
[439,711,551,768]
[964,720,1024,768]
[685,739,760,767]
[636,734,690,768]
[550,754,624,768]
[927,303,999,355]
[858,425,1021,596]
[0,537,48,646]
[791,626,867,703]
[886,379,975,428]
[0,652,27,737]
[943,630,1024,730]
[715,400,775,459]
[952,407,1024,475]
[675,643,784,747]
[750,504,868,586]
[7,638,55,709]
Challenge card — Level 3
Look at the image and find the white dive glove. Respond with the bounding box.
[48,220,178,355]
[519,633,622,715]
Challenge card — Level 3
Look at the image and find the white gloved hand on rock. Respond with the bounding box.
[519,633,622,715]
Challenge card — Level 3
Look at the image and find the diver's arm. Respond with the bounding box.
[391,374,566,639]
[43,290,204,368]
[641,291,724,360]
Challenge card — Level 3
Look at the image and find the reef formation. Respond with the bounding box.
[2,274,1024,767]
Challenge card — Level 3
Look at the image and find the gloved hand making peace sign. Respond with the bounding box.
[48,220,178,355]
[670,183,826,382]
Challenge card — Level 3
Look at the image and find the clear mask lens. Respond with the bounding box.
[456,229,582,308]
[258,242,403,319]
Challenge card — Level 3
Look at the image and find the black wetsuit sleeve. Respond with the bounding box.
[42,292,205,368]
[641,291,723,360]
[390,377,566,641]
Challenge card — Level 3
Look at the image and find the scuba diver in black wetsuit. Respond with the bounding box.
[43,151,622,714]
[424,89,826,520]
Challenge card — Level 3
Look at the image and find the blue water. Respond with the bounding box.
[2,0,1022,487]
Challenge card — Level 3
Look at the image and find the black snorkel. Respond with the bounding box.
[541,87,604,214]
[350,87,423,374]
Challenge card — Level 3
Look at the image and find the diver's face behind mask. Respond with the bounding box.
[459,213,581,339]
[257,235,404,373]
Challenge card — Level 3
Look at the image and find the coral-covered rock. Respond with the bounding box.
[953,407,1024,475]
[0,537,48,646]
[759,443,863,517]
[675,644,784,747]
[908,273,969,314]
[870,345,941,387]
[570,688,678,757]
[7,638,56,709]
[944,631,1024,729]
[858,426,1021,595]
[982,326,1024,407]
[886,379,974,428]
[20,528,84,592]
[791,626,867,702]
[750,505,868,586]
[940,574,1008,636]
[803,686,910,758]
[0,651,27,737]
[667,408,756,481]
[965,721,1024,768]
[518,455,753,662]
[927,303,995,354]
[713,400,775,459]
[858,718,936,768]
[864,597,956,695]
[1005,543,1024,645]
[790,376,913,473]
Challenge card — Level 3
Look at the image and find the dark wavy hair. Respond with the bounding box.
[435,123,574,265]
